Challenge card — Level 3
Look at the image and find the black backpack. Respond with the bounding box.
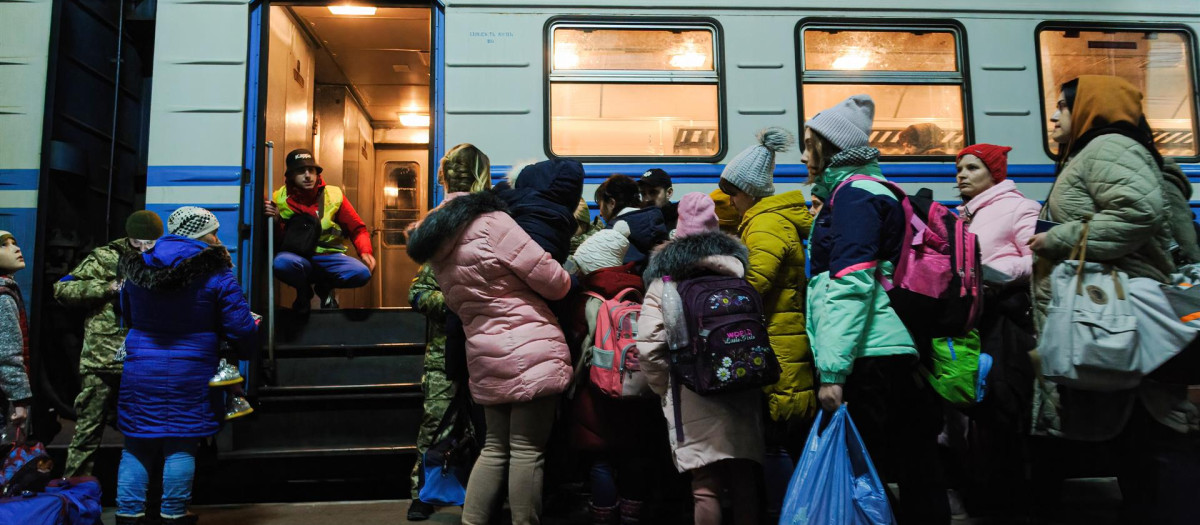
[279,189,325,257]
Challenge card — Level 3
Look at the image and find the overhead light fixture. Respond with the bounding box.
[669,42,708,69]
[328,5,376,16]
[670,51,707,69]
[554,42,580,69]
[398,113,430,127]
[832,48,870,70]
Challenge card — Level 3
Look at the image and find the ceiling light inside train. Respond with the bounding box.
[328,5,376,16]
[832,48,870,70]
[398,114,430,127]
[670,51,707,69]
[554,43,580,69]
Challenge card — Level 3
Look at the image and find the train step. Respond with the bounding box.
[218,307,430,458]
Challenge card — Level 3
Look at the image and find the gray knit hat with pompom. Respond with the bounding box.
[720,127,794,198]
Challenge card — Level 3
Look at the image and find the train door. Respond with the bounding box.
[262,4,432,310]
[374,148,426,306]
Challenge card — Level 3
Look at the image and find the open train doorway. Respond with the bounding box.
[262,4,431,309]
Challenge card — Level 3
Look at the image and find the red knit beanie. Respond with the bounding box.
[956,144,1013,183]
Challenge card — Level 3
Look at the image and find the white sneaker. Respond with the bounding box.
[225,394,254,420]
[209,359,243,387]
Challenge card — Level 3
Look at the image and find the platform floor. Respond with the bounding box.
[96,476,1122,525]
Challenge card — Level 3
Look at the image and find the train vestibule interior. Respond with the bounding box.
[264,5,430,309]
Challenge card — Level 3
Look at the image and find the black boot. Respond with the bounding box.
[114,515,143,525]
[159,514,198,525]
[407,499,435,521]
[292,285,313,317]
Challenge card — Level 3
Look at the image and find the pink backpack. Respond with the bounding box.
[585,289,654,399]
[831,175,982,337]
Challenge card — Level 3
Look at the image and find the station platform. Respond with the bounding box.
[93,477,1122,525]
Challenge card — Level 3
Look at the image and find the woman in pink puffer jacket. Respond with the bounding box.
[407,189,571,525]
[955,143,1041,282]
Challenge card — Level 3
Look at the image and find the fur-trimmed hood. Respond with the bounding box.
[119,235,232,292]
[644,231,749,283]
[406,191,509,263]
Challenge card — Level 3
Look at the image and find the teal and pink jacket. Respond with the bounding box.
[806,161,917,385]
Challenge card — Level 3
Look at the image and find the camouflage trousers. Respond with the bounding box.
[410,339,458,499]
[65,372,121,477]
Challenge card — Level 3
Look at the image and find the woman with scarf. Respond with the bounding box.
[804,94,949,524]
[1026,75,1200,524]
[264,148,374,314]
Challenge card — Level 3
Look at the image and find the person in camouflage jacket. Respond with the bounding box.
[407,144,489,521]
[53,211,162,476]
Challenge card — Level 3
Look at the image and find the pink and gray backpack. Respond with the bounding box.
[585,289,653,399]
[831,175,982,338]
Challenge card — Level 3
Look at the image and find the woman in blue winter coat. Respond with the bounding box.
[114,207,257,525]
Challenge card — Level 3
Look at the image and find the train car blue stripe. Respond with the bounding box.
[0,169,40,191]
[489,163,1067,184]
[148,165,243,187]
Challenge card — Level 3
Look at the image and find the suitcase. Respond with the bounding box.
[0,476,102,525]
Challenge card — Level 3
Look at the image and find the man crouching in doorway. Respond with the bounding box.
[264,149,375,315]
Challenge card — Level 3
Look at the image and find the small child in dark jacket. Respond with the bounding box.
[568,226,668,524]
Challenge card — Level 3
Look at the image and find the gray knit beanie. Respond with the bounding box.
[167,206,220,239]
[805,94,875,151]
[719,127,794,198]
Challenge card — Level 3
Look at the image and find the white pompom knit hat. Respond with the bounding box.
[167,206,220,239]
[574,222,630,275]
[719,127,795,198]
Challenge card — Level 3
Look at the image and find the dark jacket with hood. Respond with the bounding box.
[494,159,585,263]
[611,206,668,269]
[118,235,257,438]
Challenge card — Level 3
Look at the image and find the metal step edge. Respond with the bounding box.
[218,444,417,460]
[257,383,421,396]
[271,342,426,355]
[251,391,424,404]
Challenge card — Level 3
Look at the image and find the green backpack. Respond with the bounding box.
[921,329,992,407]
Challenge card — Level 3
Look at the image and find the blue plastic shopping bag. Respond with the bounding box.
[779,406,895,525]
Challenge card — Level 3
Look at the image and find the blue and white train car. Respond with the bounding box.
[1,0,1197,456]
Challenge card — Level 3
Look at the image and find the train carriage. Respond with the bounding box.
[1,0,1197,462]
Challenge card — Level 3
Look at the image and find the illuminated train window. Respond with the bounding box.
[548,23,722,159]
[799,25,968,157]
[1038,27,1197,157]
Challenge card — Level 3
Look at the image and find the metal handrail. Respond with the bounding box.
[265,141,276,366]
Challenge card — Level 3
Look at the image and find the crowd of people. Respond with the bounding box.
[403,75,1200,525]
[3,72,1196,524]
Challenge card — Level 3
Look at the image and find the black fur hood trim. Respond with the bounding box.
[119,246,232,292]
[407,191,509,263]
[644,232,749,283]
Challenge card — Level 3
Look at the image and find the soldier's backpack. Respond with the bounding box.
[585,288,652,399]
[831,175,983,338]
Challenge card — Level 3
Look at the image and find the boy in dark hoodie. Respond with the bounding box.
[493,159,585,263]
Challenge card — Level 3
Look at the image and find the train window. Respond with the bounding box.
[798,25,968,157]
[1038,28,1197,157]
[548,23,722,159]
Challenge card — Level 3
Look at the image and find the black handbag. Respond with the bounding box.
[278,188,325,257]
